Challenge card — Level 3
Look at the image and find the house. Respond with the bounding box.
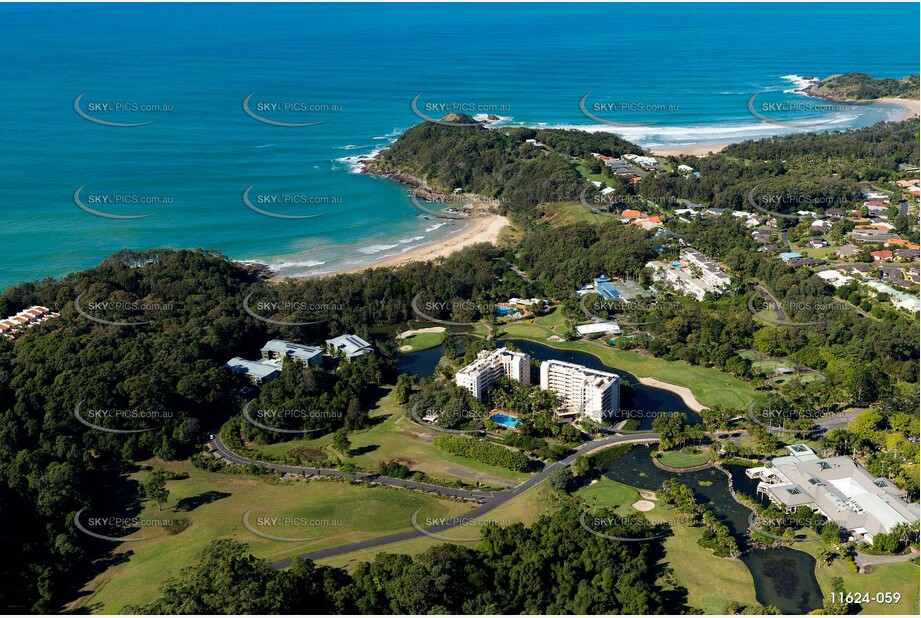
[621,209,642,220]
[825,208,847,219]
[746,445,919,543]
[887,239,920,249]
[779,252,803,263]
[817,270,854,288]
[325,334,374,360]
[835,244,860,258]
[677,164,694,173]
[226,357,280,385]
[870,250,894,262]
[808,238,828,249]
[896,180,919,188]
[788,257,822,268]
[762,244,782,253]
[0,305,60,337]
[809,220,832,233]
[896,248,920,260]
[852,230,899,243]
[878,266,904,281]
[260,339,324,366]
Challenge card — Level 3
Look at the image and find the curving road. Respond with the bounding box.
[209,431,659,566]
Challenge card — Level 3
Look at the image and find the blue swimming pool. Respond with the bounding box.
[488,413,520,428]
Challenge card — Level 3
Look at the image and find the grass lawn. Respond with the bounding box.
[573,476,759,614]
[794,542,919,615]
[536,200,602,226]
[70,459,471,614]
[249,387,531,487]
[495,326,761,410]
[398,331,445,352]
[658,450,713,469]
[534,307,567,329]
[318,484,559,570]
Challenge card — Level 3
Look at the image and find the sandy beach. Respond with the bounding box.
[277,214,510,280]
[878,96,920,119]
[637,377,708,413]
[650,142,730,157]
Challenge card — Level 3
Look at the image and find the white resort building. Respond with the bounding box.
[746,445,920,543]
[539,360,620,423]
[455,348,531,402]
[647,248,731,301]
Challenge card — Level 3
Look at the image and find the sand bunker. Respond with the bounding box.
[632,500,655,512]
[638,490,657,500]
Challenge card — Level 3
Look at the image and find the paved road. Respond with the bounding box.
[209,431,660,566]
[855,548,918,573]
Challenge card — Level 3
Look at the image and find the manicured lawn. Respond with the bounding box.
[794,542,919,615]
[319,484,559,570]
[658,450,712,469]
[70,459,471,614]
[534,307,567,329]
[573,476,759,613]
[249,387,531,487]
[495,327,761,410]
[399,331,445,352]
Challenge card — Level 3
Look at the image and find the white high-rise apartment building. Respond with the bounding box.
[539,360,620,423]
[455,348,531,401]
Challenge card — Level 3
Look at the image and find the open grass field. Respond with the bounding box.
[573,476,759,614]
[536,200,602,226]
[318,483,559,570]
[70,459,472,614]
[794,542,919,615]
[495,322,761,409]
[657,450,713,469]
[249,387,531,487]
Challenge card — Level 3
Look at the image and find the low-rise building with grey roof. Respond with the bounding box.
[326,334,374,360]
[747,445,920,542]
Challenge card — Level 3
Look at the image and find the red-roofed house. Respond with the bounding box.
[870,250,894,262]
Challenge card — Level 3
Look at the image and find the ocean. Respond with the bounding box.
[0,2,918,289]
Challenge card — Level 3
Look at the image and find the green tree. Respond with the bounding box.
[332,429,351,456]
[142,469,170,512]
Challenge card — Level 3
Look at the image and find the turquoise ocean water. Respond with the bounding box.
[0,2,918,289]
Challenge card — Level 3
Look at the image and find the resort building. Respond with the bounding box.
[746,445,920,543]
[647,249,730,301]
[0,306,60,338]
[225,357,281,385]
[455,348,531,402]
[325,333,374,360]
[260,339,324,366]
[539,360,620,423]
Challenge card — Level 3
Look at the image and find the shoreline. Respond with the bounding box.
[877,96,920,119]
[271,213,510,281]
[649,142,731,157]
[636,377,708,413]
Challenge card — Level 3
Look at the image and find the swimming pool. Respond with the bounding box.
[488,413,520,428]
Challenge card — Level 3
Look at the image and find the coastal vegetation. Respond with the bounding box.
[804,72,920,102]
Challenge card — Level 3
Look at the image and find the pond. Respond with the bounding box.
[399,338,824,613]
[603,446,824,614]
